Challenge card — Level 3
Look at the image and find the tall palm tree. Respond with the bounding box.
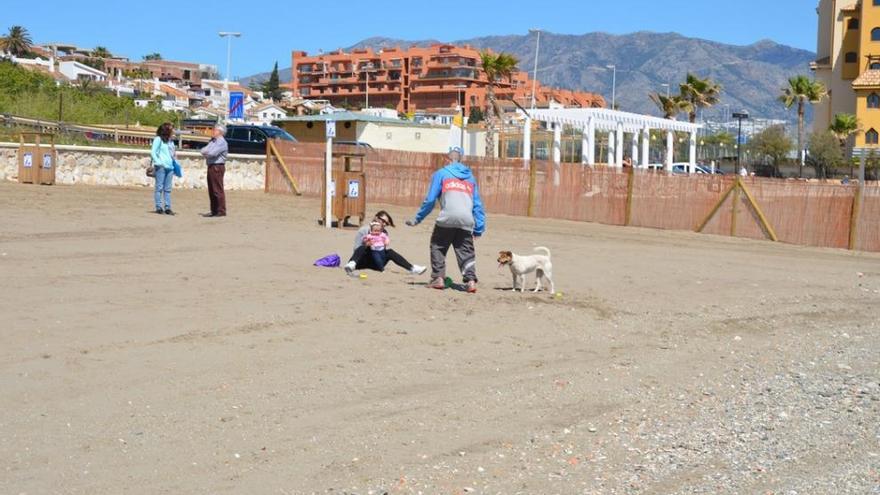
[0,25,33,57]
[92,46,112,59]
[679,73,722,123]
[480,50,518,157]
[649,92,692,119]
[780,75,827,177]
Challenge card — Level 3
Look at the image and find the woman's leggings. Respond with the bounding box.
[349,245,413,271]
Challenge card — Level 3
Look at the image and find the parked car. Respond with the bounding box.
[224,125,297,154]
[671,163,722,175]
[333,140,374,150]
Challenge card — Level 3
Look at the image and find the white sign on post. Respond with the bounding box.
[348,180,359,198]
[330,179,336,197]
[326,120,336,138]
[42,153,53,169]
[23,153,33,168]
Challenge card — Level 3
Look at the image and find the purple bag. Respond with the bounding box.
[314,254,341,268]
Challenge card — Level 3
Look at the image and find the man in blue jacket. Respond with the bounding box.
[406,147,486,293]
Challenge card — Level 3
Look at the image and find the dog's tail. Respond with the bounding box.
[533,246,551,258]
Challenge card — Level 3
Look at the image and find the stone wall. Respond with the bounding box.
[0,143,265,190]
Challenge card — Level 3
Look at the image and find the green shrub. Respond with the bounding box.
[0,60,178,127]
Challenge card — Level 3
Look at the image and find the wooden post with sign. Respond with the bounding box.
[323,120,335,228]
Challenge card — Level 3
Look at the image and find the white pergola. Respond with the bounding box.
[523,108,703,172]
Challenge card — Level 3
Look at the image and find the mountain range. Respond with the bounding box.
[243,31,816,122]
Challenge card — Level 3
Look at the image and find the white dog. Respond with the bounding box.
[497,247,555,293]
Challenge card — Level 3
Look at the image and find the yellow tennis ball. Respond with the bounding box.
[554,292,563,298]
[359,273,368,279]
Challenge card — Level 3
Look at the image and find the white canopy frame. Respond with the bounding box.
[524,108,703,172]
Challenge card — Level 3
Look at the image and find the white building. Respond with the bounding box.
[249,102,288,125]
[58,60,107,83]
[201,79,253,110]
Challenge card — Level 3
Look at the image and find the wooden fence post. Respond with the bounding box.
[730,177,740,237]
[695,180,736,233]
[624,167,635,226]
[849,185,862,250]
[737,180,779,242]
[268,140,301,196]
[527,160,537,217]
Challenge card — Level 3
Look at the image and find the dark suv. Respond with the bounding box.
[225,125,297,154]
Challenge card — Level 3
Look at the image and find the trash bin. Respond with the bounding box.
[321,149,367,228]
[18,133,56,185]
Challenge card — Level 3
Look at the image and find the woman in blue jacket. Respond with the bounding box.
[151,123,176,215]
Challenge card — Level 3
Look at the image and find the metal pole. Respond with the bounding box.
[219,32,241,92]
[605,65,617,110]
[459,88,465,150]
[325,130,333,229]
[530,29,540,109]
[225,35,231,90]
[736,117,743,173]
[611,66,616,110]
[219,32,241,122]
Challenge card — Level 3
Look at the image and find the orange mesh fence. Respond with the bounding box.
[630,172,735,232]
[264,139,880,252]
[856,186,880,252]
[531,164,628,225]
[743,178,855,249]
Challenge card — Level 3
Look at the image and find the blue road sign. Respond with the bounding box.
[229,91,244,120]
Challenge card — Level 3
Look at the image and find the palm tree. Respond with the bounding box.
[679,73,722,123]
[649,92,692,119]
[479,50,519,157]
[780,75,827,177]
[0,25,33,57]
[829,113,861,175]
[829,113,860,148]
[92,46,112,59]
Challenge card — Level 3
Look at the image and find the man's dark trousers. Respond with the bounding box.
[207,164,226,216]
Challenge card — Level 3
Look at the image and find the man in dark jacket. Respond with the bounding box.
[407,147,486,293]
[200,124,229,217]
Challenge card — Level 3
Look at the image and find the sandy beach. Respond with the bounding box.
[1,181,879,494]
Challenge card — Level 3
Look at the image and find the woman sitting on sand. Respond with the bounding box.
[344,211,427,276]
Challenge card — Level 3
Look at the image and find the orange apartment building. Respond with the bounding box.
[289,44,605,115]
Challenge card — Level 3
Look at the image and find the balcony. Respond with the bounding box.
[419,70,478,81]
[410,84,471,93]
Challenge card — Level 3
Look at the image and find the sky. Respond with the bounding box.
[3,0,817,78]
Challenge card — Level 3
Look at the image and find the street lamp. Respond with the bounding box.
[606,65,617,110]
[529,29,541,109]
[218,32,241,91]
[732,110,749,174]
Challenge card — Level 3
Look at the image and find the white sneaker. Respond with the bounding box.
[410,264,427,275]
[344,261,356,276]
